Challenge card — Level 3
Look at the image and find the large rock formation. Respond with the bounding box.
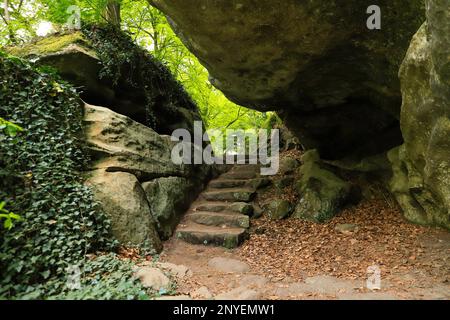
[389,0,450,229]
[293,150,351,223]
[84,104,190,180]
[9,30,215,249]
[86,169,163,252]
[151,1,449,229]
[142,177,197,240]
[150,0,425,159]
[8,31,201,136]
[84,103,211,251]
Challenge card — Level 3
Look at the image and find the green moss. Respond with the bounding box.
[7,32,85,57]
[293,150,351,223]
[223,236,239,249]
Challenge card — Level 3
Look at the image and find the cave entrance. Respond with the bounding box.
[199,102,279,158]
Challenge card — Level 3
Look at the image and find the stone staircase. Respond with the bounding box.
[176,164,268,248]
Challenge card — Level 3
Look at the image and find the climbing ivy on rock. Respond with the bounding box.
[81,24,197,130]
[19,253,151,300]
[0,52,116,297]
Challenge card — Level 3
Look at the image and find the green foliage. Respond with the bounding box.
[0,201,22,230]
[42,0,122,25]
[0,0,43,46]
[0,0,122,46]
[0,52,116,298]
[53,256,148,300]
[0,119,23,230]
[0,117,23,137]
[14,253,150,300]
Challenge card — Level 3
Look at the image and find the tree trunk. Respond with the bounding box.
[4,0,10,21]
[104,0,121,27]
[3,0,16,44]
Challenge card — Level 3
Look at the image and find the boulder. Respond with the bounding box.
[279,125,302,151]
[293,150,351,222]
[85,170,162,252]
[84,104,213,240]
[151,0,424,159]
[156,262,192,279]
[84,103,190,180]
[142,177,196,239]
[279,157,300,175]
[389,0,450,230]
[273,176,295,190]
[215,286,260,300]
[229,202,254,216]
[134,267,170,291]
[264,200,292,220]
[8,31,201,136]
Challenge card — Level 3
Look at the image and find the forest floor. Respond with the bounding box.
[159,198,449,300]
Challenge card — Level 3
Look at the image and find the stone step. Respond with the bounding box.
[193,201,254,215]
[188,211,250,228]
[229,164,261,173]
[208,177,271,190]
[209,179,248,189]
[176,223,248,248]
[221,171,259,180]
[201,188,255,202]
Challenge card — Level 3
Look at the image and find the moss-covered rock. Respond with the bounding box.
[389,0,450,229]
[279,157,300,175]
[142,177,196,240]
[264,200,292,220]
[6,32,87,57]
[293,150,351,222]
[8,27,202,137]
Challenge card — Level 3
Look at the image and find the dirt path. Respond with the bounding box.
[159,198,449,300]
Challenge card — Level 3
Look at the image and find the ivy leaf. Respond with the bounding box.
[41,270,51,279]
[4,218,13,230]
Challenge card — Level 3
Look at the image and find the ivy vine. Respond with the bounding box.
[81,24,197,130]
[0,52,116,297]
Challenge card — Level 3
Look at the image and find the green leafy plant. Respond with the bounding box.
[0,117,23,137]
[15,253,151,300]
[0,51,116,298]
[0,202,22,230]
[0,118,23,230]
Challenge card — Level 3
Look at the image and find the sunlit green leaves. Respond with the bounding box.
[0,117,23,137]
[0,201,22,230]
